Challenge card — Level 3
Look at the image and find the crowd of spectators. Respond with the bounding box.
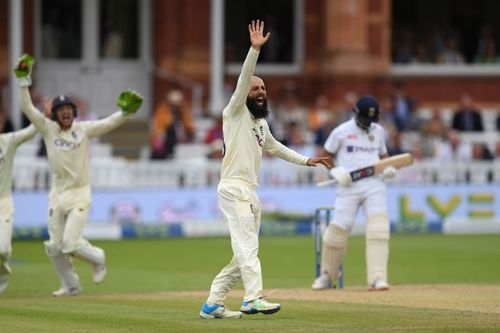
[149,80,500,171]
[2,82,500,169]
[393,24,500,65]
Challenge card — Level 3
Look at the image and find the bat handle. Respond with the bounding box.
[316,179,337,187]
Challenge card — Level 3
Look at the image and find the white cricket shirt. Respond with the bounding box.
[0,125,37,198]
[220,47,308,186]
[324,118,388,172]
[20,88,132,190]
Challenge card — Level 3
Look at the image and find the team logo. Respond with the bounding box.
[368,107,375,117]
[368,134,374,142]
[252,126,264,147]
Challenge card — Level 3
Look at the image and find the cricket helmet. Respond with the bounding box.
[353,95,379,129]
[51,95,78,120]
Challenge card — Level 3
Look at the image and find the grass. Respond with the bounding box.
[1,234,500,332]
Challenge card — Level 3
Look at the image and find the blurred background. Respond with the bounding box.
[1,0,499,239]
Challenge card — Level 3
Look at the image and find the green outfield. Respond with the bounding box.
[1,234,500,332]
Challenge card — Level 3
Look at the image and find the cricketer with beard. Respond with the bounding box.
[199,20,330,319]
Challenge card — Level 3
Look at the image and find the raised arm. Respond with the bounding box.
[14,54,50,133]
[224,20,270,116]
[11,124,37,148]
[84,90,143,137]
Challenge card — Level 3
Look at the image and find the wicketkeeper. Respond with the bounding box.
[0,123,37,293]
[312,96,397,291]
[14,54,143,296]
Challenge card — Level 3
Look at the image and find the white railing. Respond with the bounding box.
[12,155,500,191]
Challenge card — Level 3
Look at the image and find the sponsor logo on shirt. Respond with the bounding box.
[347,134,357,140]
[54,138,80,150]
[346,145,377,153]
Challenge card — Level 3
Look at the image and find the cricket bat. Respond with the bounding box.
[317,153,414,187]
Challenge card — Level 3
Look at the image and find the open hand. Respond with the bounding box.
[306,156,332,169]
[248,20,270,50]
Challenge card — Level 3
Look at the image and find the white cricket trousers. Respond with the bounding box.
[207,179,263,304]
[334,178,388,229]
[0,196,14,275]
[46,185,92,253]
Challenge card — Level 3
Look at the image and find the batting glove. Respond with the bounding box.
[14,53,35,87]
[329,167,352,187]
[117,89,143,115]
[382,166,397,180]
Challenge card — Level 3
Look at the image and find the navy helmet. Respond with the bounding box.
[51,95,78,120]
[352,95,379,130]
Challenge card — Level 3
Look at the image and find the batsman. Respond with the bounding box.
[312,95,397,291]
[14,54,143,296]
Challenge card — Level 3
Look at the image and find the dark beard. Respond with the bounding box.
[246,96,269,119]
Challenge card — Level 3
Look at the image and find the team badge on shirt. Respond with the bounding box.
[368,134,374,142]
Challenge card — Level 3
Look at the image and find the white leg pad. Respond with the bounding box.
[70,240,106,284]
[45,242,80,292]
[70,240,105,265]
[321,222,349,281]
[365,214,390,285]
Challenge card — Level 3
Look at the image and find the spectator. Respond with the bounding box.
[313,113,336,155]
[392,81,418,131]
[207,139,224,160]
[74,96,97,122]
[150,90,194,159]
[433,128,472,163]
[281,121,305,149]
[386,128,406,156]
[474,37,500,64]
[393,27,415,64]
[471,142,493,161]
[451,94,484,132]
[334,92,357,126]
[437,36,465,64]
[411,42,432,64]
[378,96,397,132]
[417,109,448,159]
[308,95,332,133]
[204,115,223,145]
[494,141,500,161]
[273,83,308,140]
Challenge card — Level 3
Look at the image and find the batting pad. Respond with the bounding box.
[45,242,80,290]
[365,214,390,285]
[321,222,349,280]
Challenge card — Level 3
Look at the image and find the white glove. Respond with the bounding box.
[382,166,397,180]
[329,167,352,186]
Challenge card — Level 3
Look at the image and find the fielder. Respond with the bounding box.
[0,124,37,293]
[199,20,330,319]
[14,54,143,297]
[311,95,397,291]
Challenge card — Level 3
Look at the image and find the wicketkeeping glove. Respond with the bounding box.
[14,53,35,87]
[117,89,143,115]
